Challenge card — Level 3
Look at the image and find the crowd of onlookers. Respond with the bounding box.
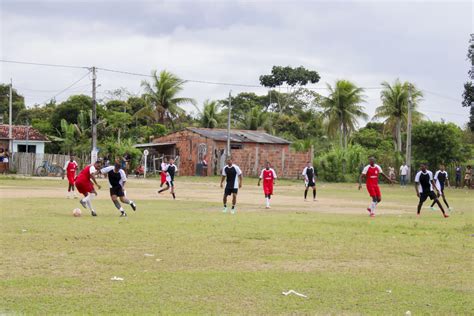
[390,162,473,189]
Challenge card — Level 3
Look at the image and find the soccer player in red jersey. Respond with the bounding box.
[160,158,168,188]
[258,161,277,209]
[63,155,78,199]
[75,160,102,216]
[358,157,394,217]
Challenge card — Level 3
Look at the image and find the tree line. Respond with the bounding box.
[0,64,472,181]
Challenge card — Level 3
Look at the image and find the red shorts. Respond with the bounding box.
[75,180,94,195]
[263,183,273,195]
[160,172,167,184]
[67,173,75,185]
[366,185,381,198]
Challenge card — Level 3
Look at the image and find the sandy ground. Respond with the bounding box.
[0,176,421,215]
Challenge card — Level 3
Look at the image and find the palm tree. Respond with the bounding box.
[198,100,221,128]
[241,106,269,130]
[374,80,423,152]
[320,80,368,148]
[140,70,195,129]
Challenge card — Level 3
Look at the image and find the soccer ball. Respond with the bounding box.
[72,208,82,217]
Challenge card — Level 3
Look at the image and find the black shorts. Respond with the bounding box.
[110,186,125,197]
[224,188,238,196]
[419,191,437,203]
[306,181,316,187]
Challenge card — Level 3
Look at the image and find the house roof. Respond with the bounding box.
[186,127,291,144]
[0,124,48,141]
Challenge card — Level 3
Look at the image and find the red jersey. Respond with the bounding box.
[65,161,78,175]
[362,164,383,187]
[260,168,277,195]
[76,165,97,184]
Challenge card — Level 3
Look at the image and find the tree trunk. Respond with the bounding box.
[342,124,348,149]
[118,128,121,144]
[339,124,344,148]
[396,119,402,152]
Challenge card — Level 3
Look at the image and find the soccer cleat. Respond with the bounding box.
[448,207,454,212]
[91,210,97,217]
[443,214,449,218]
[370,213,375,218]
[265,206,270,209]
[79,199,87,209]
[313,199,317,202]
[130,201,137,211]
[430,206,437,211]
[222,207,227,213]
[120,211,127,217]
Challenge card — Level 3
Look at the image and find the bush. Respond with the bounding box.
[316,145,368,182]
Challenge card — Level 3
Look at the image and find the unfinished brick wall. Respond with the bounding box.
[224,142,311,179]
[152,130,312,179]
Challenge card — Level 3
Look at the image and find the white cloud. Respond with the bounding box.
[0,0,471,126]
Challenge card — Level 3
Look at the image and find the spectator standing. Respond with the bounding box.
[400,162,409,187]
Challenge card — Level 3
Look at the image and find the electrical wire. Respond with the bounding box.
[0,59,89,70]
[41,71,91,104]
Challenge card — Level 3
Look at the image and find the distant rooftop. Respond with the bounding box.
[0,124,48,141]
[186,127,291,144]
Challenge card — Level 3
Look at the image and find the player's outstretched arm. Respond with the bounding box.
[257,178,261,186]
[414,181,420,197]
[238,175,243,188]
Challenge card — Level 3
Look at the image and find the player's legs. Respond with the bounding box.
[81,189,98,216]
[432,193,448,217]
[170,184,176,199]
[304,186,308,201]
[417,194,428,215]
[111,194,126,216]
[312,186,316,201]
[265,194,271,208]
[223,191,229,212]
[158,182,170,193]
[231,192,237,214]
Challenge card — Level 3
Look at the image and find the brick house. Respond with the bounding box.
[141,127,312,178]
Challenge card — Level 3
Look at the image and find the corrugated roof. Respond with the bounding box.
[186,127,291,144]
[0,124,48,141]
[134,142,176,148]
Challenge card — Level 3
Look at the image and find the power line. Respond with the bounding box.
[41,71,91,104]
[0,59,89,70]
[422,89,462,103]
[15,83,91,93]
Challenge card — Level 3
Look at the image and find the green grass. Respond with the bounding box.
[0,176,473,315]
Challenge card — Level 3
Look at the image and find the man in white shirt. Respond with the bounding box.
[400,163,409,187]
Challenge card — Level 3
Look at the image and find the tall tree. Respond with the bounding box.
[0,84,26,124]
[373,80,423,152]
[320,80,368,148]
[241,106,269,130]
[198,100,221,128]
[462,34,474,132]
[259,66,320,88]
[140,70,195,129]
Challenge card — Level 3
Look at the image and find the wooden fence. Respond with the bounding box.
[9,153,90,176]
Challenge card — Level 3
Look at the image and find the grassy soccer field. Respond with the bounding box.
[0,176,473,315]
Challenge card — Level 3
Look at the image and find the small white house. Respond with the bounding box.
[0,124,49,154]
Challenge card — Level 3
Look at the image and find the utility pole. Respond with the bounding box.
[226,90,232,158]
[91,66,97,163]
[405,85,413,183]
[8,78,13,154]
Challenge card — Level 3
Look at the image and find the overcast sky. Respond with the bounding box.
[0,0,472,127]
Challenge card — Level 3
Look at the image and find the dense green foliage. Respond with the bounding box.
[412,121,470,168]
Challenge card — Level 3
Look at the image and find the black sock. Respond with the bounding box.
[304,190,308,199]
[313,190,316,199]
[224,204,227,208]
[172,193,176,199]
[430,200,436,207]
[231,205,235,209]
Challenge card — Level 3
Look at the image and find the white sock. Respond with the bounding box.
[120,207,125,212]
[370,202,377,214]
[266,197,270,207]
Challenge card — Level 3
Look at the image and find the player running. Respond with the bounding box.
[158,158,177,199]
[75,160,102,216]
[430,164,452,211]
[414,163,448,218]
[258,161,277,209]
[160,157,168,188]
[100,163,137,217]
[63,155,78,199]
[302,162,317,201]
[220,157,242,214]
[358,157,394,217]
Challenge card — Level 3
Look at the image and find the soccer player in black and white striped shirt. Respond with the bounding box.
[430,164,452,211]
